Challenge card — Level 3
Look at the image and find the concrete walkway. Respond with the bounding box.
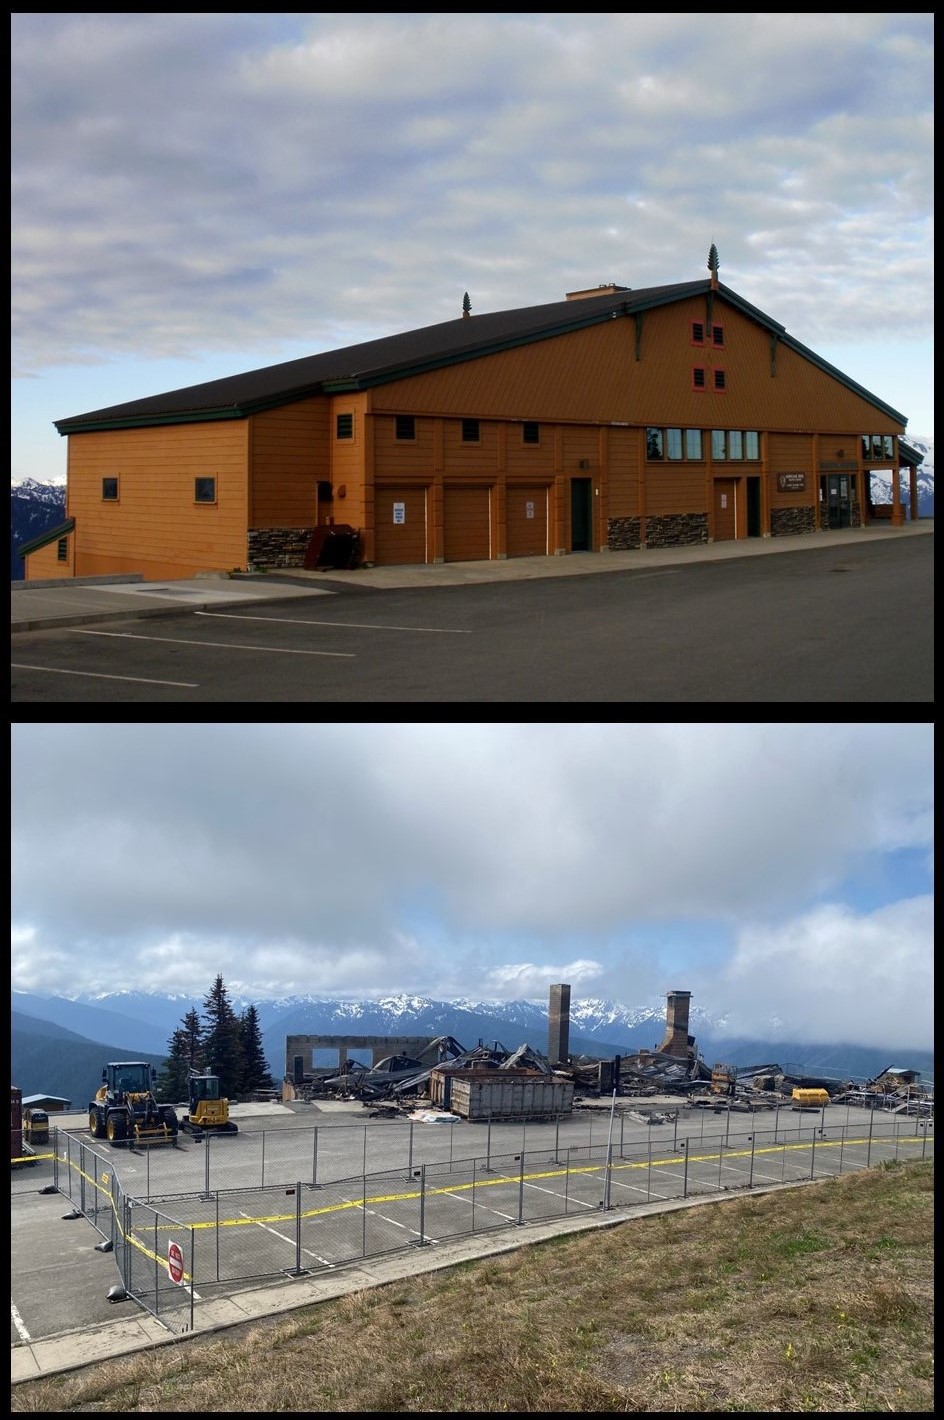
[11,521,932,635]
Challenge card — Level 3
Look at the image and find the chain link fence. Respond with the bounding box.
[33,1105,932,1335]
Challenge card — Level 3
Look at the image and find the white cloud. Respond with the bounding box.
[11,11,934,488]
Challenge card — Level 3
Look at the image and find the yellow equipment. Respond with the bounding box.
[23,1108,49,1147]
[89,1062,179,1147]
[791,1087,829,1111]
[180,1071,238,1138]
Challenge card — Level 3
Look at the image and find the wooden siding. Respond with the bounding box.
[368,299,905,436]
[329,392,370,535]
[605,427,640,519]
[505,484,550,557]
[645,466,708,516]
[374,485,429,565]
[66,423,249,579]
[23,535,73,581]
[768,433,815,511]
[250,397,328,526]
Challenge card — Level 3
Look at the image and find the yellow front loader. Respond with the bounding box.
[180,1071,238,1139]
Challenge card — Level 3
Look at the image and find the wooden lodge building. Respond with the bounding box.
[25,247,923,582]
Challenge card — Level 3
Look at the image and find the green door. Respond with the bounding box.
[570,478,592,552]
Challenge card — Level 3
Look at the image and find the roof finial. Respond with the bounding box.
[707,243,719,291]
[462,291,471,319]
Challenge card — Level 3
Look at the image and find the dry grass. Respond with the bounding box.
[11,1157,933,1413]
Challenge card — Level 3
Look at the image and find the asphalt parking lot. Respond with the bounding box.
[11,534,934,702]
[12,1099,933,1365]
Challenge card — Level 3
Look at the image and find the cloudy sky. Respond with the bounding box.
[10,723,933,1050]
[11,13,934,489]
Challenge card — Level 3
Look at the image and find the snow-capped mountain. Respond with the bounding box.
[12,989,932,1095]
[10,477,67,578]
[868,436,934,518]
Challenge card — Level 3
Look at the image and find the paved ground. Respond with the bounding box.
[11,521,932,633]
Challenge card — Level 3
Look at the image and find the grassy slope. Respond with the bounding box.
[11,1157,933,1413]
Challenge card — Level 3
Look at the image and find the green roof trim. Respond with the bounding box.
[17,517,74,559]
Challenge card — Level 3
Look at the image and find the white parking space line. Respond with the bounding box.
[11,1300,31,1342]
[237,1210,335,1267]
[196,612,472,634]
[67,629,354,658]
[11,662,199,687]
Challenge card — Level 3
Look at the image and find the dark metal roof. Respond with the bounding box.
[16,517,75,558]
[898,439,925,467]
[54,278,907,433]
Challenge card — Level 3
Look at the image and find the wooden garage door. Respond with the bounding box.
[374,486,428,565]
[506,484,549,558]
[444,485,491,562]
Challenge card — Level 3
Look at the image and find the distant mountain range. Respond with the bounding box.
[10,478,67,579]
[11,989,933,1103]
[9,439,933,579]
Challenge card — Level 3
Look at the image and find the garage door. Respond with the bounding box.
[506,484,550,558]
[374,486,429,565]
[444,486,491,562]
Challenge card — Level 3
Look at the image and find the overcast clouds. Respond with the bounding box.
[11,12,934,488]
[10,723,933,1050]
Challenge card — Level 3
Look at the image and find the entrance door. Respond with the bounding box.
[746,477,761,537]
[823,474,851,529]
[713,479,737,540]
[570,478,592,551]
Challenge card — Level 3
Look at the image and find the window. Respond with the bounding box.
[522,421,540,444]
[727,430,743,460]
[691,321,704,345]
[461,418,479,443]
[713,369,726,391]
[861,435,871,460]
[685,428,703,460]
[395,415,415,441]
[745,430,759,460]
[666,428,683,461]
[882,435,894,458]
[57,537,68,562]
[871,435,883,460]
[711,430,726,460]
[102,477,118,500]
[195,477,216,504]
[711,325,724,347]
[336,413,353,439]
[646,428,664,461]
[692,367,706,390]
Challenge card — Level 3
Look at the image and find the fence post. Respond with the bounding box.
[647,1130,652,1203]
[411,1164,430,1247]
[867,1105,874,1167]
[682,1140,689,1199]
[407,1121,414,1180]
[189,1224,195,1332]
[203,1133,211,1200]
[285,1182,309,1277]
[516,1152,525,1225]
[810,1127,816,1180]
[748,1130,755,1189]
[261,1129,266,1188]
[312,1126,319,1189]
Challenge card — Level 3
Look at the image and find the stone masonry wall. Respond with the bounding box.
[772,507,816,537]
[645,513,708,548]
[606,516,641,550]
[247,527,315,568]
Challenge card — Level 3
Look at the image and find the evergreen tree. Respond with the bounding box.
[202,974,245,1100]
[238,1003,274,1095]
[156,1008,204,1103]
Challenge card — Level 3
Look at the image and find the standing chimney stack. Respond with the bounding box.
[548,983,571,1067]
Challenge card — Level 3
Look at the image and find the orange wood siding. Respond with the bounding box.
[250,397,328,525]
[329,393,370,533]
[372,415,437,474]
[505,484,550,557]
[66,422,249,579]
[374,485,430,564]
[645,466,708,515]
[368,303,903,436]
[605,427,640,518]
[768,433,815,511]
[23,535,73,581]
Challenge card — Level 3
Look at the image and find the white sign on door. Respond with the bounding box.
[525,501,535,520]
[392,502,406,525]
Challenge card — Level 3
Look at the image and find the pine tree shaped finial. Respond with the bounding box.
[707,243,719,276]
[462,291,471,318]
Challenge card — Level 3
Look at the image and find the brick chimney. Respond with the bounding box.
[657,990,693,1058]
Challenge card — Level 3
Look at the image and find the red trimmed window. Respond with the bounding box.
[691,321,705,345]
[711,325,724,347]
[692,366,706,390]
[713,369,726,392]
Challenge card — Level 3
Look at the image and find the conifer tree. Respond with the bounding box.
[156,1008,204,1102]
[238,1003,274,1095]
[202,974,245,1100]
